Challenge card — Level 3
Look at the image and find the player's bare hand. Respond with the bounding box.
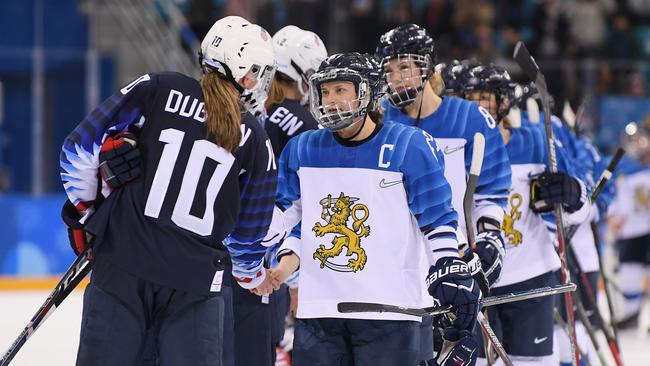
[250,268,275,296]
[268,268,285,289]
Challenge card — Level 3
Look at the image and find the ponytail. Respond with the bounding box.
[200,73,242,152]
[429,71,444,96]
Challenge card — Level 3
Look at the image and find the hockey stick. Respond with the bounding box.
[337,283,576,317]
[575,299,609,366]
[591,221,621,347]
[564,247,624,366]
[477,312,512,366]
[562,147,625,363]
[565,147,625,242]
[462,133,510,365]
[553,308,592,366]
[0,247,92,366]
[513,41,579,366]
[462,133,490,296]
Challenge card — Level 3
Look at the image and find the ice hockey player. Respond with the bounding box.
[609,122,650,329]
[230,24,327,366]
[60,16,278,365]
[375,24,511,365]
[267,52,481,366]
[460,63,591,366]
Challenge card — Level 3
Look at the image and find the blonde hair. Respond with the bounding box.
[200,72,242,153]
[265,76,286,110]
[429,71,444,95]
[265,73,296,110]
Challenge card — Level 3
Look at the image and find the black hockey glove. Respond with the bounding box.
[436,329,478,366]
[474,230,505,287]
[426,257,482,332]
[99,131,141,190]
[61,199,92,256]
[530,171,583,213]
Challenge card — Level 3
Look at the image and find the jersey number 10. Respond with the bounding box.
[144,128,235,235]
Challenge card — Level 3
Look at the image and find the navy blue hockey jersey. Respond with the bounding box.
[265,99,319,154]
[60,72,277,295]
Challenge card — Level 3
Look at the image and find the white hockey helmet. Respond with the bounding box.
[272,25,328,104]
[199,16,276,122]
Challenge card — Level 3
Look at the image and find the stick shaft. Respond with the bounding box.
[337,283,576,317]
[0,248,91,366]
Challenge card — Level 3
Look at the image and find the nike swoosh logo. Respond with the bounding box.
[443,145,464,155]
[379,178,402,188]
[533,336,548,344]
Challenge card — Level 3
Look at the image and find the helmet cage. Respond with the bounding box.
[291,60,317,105]
[462,66,515,123]
[380,53,431,108]
[309,67,371,131]
[200,54,276,121]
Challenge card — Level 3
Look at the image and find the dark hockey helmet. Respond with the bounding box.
[375,24,436,108]
[309,52,383,131]
[462,63,517,122]
[440,59,477,96]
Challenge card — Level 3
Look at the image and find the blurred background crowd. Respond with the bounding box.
[1,0,649,194]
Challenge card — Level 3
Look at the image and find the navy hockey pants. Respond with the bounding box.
[76,259,231,366]
[475,271,557,357]
[292,317,420,365]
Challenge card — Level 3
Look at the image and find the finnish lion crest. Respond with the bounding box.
[502,193,523,246]
[312,192,370,272]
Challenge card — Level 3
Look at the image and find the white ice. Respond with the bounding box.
[0,290,648,365]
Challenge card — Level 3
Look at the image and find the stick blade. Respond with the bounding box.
[513,41,539,82]
[337,302,429,317]
[470,133,486,175]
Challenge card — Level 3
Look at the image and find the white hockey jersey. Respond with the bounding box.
[275,122,459,321]
[496,125,589,287]
[609,160,650,240]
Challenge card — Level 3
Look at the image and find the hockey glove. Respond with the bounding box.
[61,199,92,256]
[99,131,141,190]
[426,257,482,332]
[436,329,478,366]
[530,171,583,213]
[474,230,505,287]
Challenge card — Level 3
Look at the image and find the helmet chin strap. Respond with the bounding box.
[339,114,367,141]
[414,91,425,128]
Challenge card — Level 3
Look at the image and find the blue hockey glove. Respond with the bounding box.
[99,131,141,190]
[426,257,482,332]
[530,171,583,213]
[436,329,478,366]
[474,230,505,287]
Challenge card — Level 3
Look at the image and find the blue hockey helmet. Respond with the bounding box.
[375,24,436,108]
[439,59,476,96]
[462,63,517,122]
[309,52,383,131]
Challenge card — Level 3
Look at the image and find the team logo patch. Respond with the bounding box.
[502,193,523,246]
[634,185,650,212]
[312,192,371,272]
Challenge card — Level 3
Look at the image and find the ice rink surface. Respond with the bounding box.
[0,290,648,365]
